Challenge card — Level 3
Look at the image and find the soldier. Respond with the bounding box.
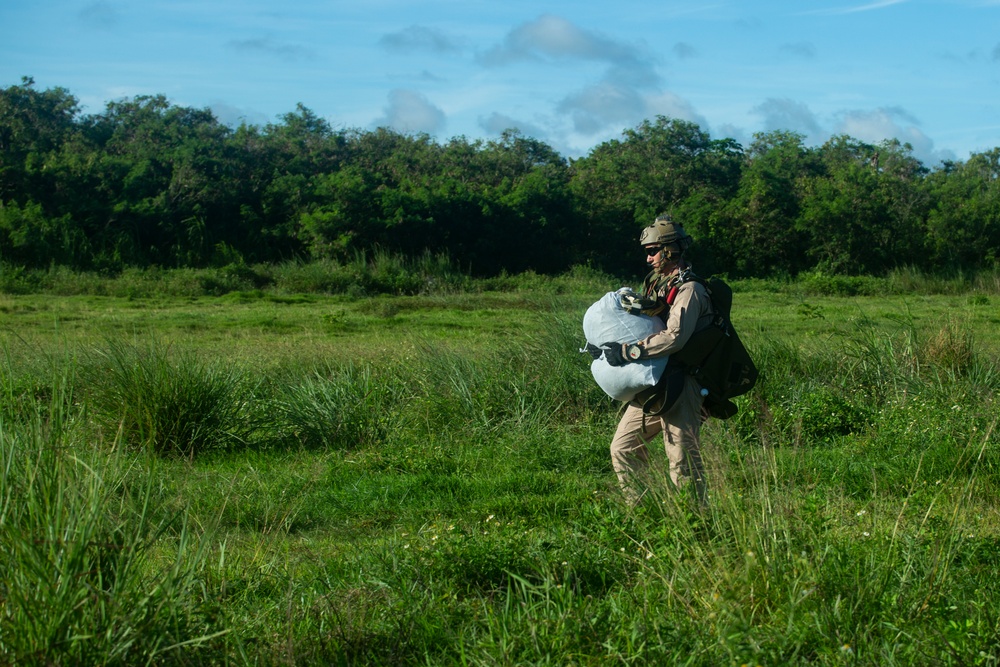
[602,214,715,506]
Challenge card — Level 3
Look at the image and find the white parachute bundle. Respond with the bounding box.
[582,290,668,402]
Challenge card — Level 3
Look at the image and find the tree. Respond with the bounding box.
[0,77,81,204]
[796,137,928,275]
[569,117,742,276]
[719,131,817,276]
[925,148,1000,269]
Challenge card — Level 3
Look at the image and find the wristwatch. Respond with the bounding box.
[625,343,643,361]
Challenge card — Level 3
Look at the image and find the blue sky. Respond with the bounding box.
[3,0,1000,165]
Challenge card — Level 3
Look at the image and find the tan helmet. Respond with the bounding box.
[639,214,692,253]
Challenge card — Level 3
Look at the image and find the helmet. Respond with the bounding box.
[639,214,692,253]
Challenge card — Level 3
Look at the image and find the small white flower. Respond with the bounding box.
[856,510,866,516]
[863,532,870,537]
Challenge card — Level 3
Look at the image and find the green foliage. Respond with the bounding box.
[6,80,1000,279]
[0,378,224,665]
[5,277,1000,665]
[82,338,256,456]
[266,363,406,450]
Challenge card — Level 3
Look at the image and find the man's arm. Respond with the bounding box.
[640,281,713,358]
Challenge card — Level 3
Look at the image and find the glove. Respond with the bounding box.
[602,342,629,367]
[583,342,603,360]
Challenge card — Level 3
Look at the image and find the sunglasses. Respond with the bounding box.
[645,247,678,260]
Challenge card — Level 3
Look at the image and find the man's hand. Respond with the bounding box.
[602,342,643,366]
[602,342,628,366]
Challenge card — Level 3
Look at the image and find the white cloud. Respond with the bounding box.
[557,81,645,134]
[210,101,270,127]
[375,89,446,135]
[833,107,952,164]
[227,38,314,61]
[379,26,462,54]
[78,2,119,28]
[557,83,705,136]
[479,14,655,78]
[779,42,817,59]
[644,91,707,127]
[752,98,823,142]
[716,122,750,148]
[673,42,698,59]
[480,15,680,137]
[478,112,546,139]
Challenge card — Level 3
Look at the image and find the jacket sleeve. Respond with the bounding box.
[641,281,714,358]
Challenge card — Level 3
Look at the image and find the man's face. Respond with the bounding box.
[644,244,681,274]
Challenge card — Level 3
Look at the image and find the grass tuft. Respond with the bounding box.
[83,337,256,457]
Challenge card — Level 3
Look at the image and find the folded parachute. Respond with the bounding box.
[582,290,668,402]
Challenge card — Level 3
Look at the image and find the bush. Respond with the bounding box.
[83,338,257,456]
[266,363,406,450]
[0,380,224,665]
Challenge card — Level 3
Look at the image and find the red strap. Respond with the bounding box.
[667,285,679,305]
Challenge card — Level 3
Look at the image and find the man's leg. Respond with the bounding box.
[662,376,707,504]
[610,404,662,505]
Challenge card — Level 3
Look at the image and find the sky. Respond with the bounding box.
[3,0,1000,166]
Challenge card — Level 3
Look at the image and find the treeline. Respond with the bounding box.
[2,76,999,278]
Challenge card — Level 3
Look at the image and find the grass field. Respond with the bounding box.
[2,268,999,665]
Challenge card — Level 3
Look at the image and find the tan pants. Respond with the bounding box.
[610,374,706,505]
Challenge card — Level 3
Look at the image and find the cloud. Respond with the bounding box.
[479,14,657,83]
[482,15,676,137]
[557,81,646,134]
[210,101,270,128]
[227,38,314,61]
[387,69,447,83]
[833,107,951,165]
[716,122,750,148]
[478,112,547,139]
[673,42,698,59]
[752,98,823,141]
[644,91,707,127]
[78,1,118,28]
[779,42,817,59]
[375,89,446,135]
[557,83,705,136]
[379,26,462,54]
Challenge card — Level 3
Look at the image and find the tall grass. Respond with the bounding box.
[7,260,997,299]
[265,363,407,450]
[82,338,257,457]
[3,295,1000,664]
[0,372,227,665]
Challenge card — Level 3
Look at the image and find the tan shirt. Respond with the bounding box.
[641,277,715,358]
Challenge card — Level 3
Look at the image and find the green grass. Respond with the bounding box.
[2,268,1000,665]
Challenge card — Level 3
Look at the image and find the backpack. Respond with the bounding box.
[635,274,758,420]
